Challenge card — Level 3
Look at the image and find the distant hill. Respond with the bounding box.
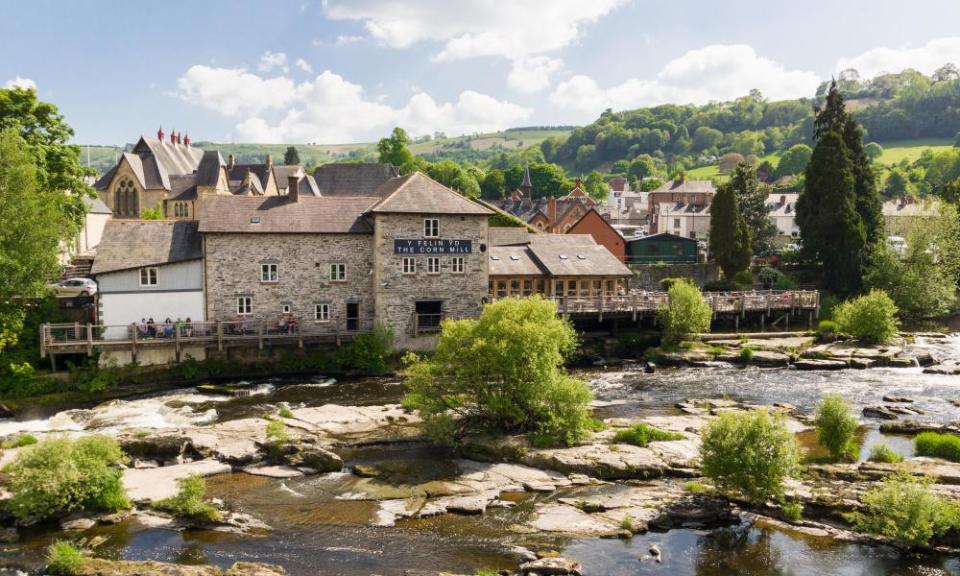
[80,127,573,176]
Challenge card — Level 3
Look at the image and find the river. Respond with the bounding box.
[1,335,959,575]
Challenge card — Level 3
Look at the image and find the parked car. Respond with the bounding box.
[51,277,98,298]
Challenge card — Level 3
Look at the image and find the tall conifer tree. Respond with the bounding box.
[709,182,752,278]
[728,162,777,256]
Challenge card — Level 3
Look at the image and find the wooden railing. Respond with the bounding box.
[40,318,368,358]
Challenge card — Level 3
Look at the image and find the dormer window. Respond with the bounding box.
[424,218,440,238]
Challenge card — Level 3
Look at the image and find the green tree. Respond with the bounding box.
[377,127,415,173]
[692,126,723,151]
[700,409,800,504]
[814,394,859,461]
[402,297,594,447]
[728,162,777,255]
[834,289,900,343]
[797,130,866,294]
[0,129,79,352]
[658,280,713,343]
[864,142,884,162]
[0,86,93,229]
[709,180,752,278]
[583,171,607,201]
[283,145,301,165]
[849,473,960,547]
[481,169,507,199]
[883,168,913,197]
[865,229,956,319]
[776,144,813,177]
[628,155,657,181]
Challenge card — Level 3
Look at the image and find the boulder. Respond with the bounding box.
[862,406,900,420]
[794,359,848,371]
[882,395,914,403]
[848,357,876,370]
[519,557,583,576]
[123,459,231,502]
[925,361,960,375]
[60,516,96,531]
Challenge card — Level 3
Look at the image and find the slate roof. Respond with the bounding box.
[168,174,199,201]
[91,220,202,275]
[227,164,271,190]
[96,137,203,193]
[314,163,400,196]
[274,166,320,197]
[630,232,698,245]
[83,195,112,214]
[199,195,379,234]
[650,178,716,195]
[488,226,531,246]
[765,193,799,217]
[196,150,226,187]
[489,246,542,276]
[370,172,493,215]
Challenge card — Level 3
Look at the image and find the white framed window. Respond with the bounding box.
[261,263,278,283]
[237,296,252,315]
[427,257,441,274]
[329,263,346,281]
[424,218,440,238]
[139,267,158,286]
[315,303,330,322]
[450,257,464,274]
[402,257,416,275]
[281,304,291,314]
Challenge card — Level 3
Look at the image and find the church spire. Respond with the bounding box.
[520,162,533,196]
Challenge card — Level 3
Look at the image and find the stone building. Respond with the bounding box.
[647,177,715,235]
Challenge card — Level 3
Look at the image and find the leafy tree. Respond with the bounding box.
[504,163,571,198]
[481,169,506,199]
[797,130,866,294]
[692,126,723,151]
[377,127,415,172]
[883,168,913,197]
[425,160,481,198]
[154,475,222,523]
[583,171,607,201]
[864,142,883,162]
[814,393,859,461]
[0,87,93,229]
[728,162,777,255]
[402,297,594,447]
[709,180,752,278]
[610,159,630,174]
[718,152,745,172]
[658,280,713,343]
[776,144,813,177]
[849,473,960,547]
[628,155,657,180]
[865,230,956,319]
[0,129,79,352]
[3,436,129,521]
[834,289,900,343]
[700,409,800,504]
[283,145,301,165]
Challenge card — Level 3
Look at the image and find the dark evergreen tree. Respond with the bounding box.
[283,145,301,166]
[728,162,777,256]
[796,130,866,294]
[709,181,752,278]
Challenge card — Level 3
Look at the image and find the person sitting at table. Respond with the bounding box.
[184,317,193,337]
[277,316,289,334]
[163,318,174,338]
[287,315,299,334]
[146,318,156,338]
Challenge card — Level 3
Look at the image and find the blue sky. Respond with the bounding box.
[4,0,960,145]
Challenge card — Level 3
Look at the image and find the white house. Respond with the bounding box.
[59,194,113,266]
[765,193,800,245]
[91,220,204,341]
[655,201,712,240]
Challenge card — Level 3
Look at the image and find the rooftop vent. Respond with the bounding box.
[509,255,519,261]
[491,255,500,260]
[250,217,261,224]
[577,254,586,259]
[559,254,568,260]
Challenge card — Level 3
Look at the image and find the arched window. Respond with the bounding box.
[173,202,188,218]
[114,178,138,217]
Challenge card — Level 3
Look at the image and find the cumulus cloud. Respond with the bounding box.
[508,57,563,94]
[335,34,364,45]
[295,58,313,73]
[836,37,960,78]
[258,50,288,73]
[5,76,36,90]
[551,44,821,117]
[323,0,626,91]
[175,66,530,143]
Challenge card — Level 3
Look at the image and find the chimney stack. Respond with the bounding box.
[228,154,235,169]
[548,196,557,231]
[183,132,190,147]
[157,126,165,142]
[170,130,177,145]
[266,154,273,167]
[287,175,299,202]
[780,195,786,205]
[176,132,182,145]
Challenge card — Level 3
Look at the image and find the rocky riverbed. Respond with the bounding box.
[1,334,959,575]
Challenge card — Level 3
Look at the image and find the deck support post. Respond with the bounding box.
[175,325,182,362]
[258,324,264,350]
[131,323,138,364]
[217,321,224,352]
[86,323,93,356]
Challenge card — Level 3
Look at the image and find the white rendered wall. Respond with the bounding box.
[99,291,204,339]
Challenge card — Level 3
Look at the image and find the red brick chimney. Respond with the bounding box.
[288,175,299,202]
[548,196,557,231]
[170,130,177,145]
[176,132,182,145]
[157,126,164,142]
[183,132,190,147]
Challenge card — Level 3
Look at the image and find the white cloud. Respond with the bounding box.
[836,37,960,78]
[175,66,530,143]
[5,76,36,90]
[258,50,288,73]
[551,44,821,117]
[295,58,313,73]
[335,34,364,45]
[175,65,297,117]
[508,57,563,94]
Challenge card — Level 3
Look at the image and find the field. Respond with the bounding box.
[685,153,781,182]
[875,138,954,165]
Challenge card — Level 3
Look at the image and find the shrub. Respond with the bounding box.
[613,423,684,447]
[915,432,960,462]
[757,266,783,289]
[782,502,803,522]
[620,514,634,532]
[834,290,899,344]
[658,281,713,343]
[702,279,739,292]
[848,473,960,547]
[403,296,594,447]
[738,346,754,362]
[700,409,800,504]
[339,322,394,373]
[154,475,222,524]
[2,434,38,449]
[773,274,798,290]
[3,436,129,521]
[658,277,686,291]
[814,394,859,462]
[46,541,84,576]
[684,481,709,494]
[278,405,294,419]
[265,419,289,444]
[868,443,903,463]
[732,270,754,288]
[816,320,839,343]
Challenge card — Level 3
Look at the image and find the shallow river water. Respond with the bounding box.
[1,336,959,575]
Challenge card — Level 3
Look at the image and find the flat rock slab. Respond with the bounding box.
[241,465,304,479]
[290,404,422,443]
[521,439,700,480]
[520,557,583,576]
[73,560,286,576]
[795,359,849,371]
[124,459,231,502]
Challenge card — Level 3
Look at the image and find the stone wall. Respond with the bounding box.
[203,233,375,334]
[373,213,489,349]
[628,263,720,290]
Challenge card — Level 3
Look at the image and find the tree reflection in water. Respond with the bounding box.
[694,525,785,576]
